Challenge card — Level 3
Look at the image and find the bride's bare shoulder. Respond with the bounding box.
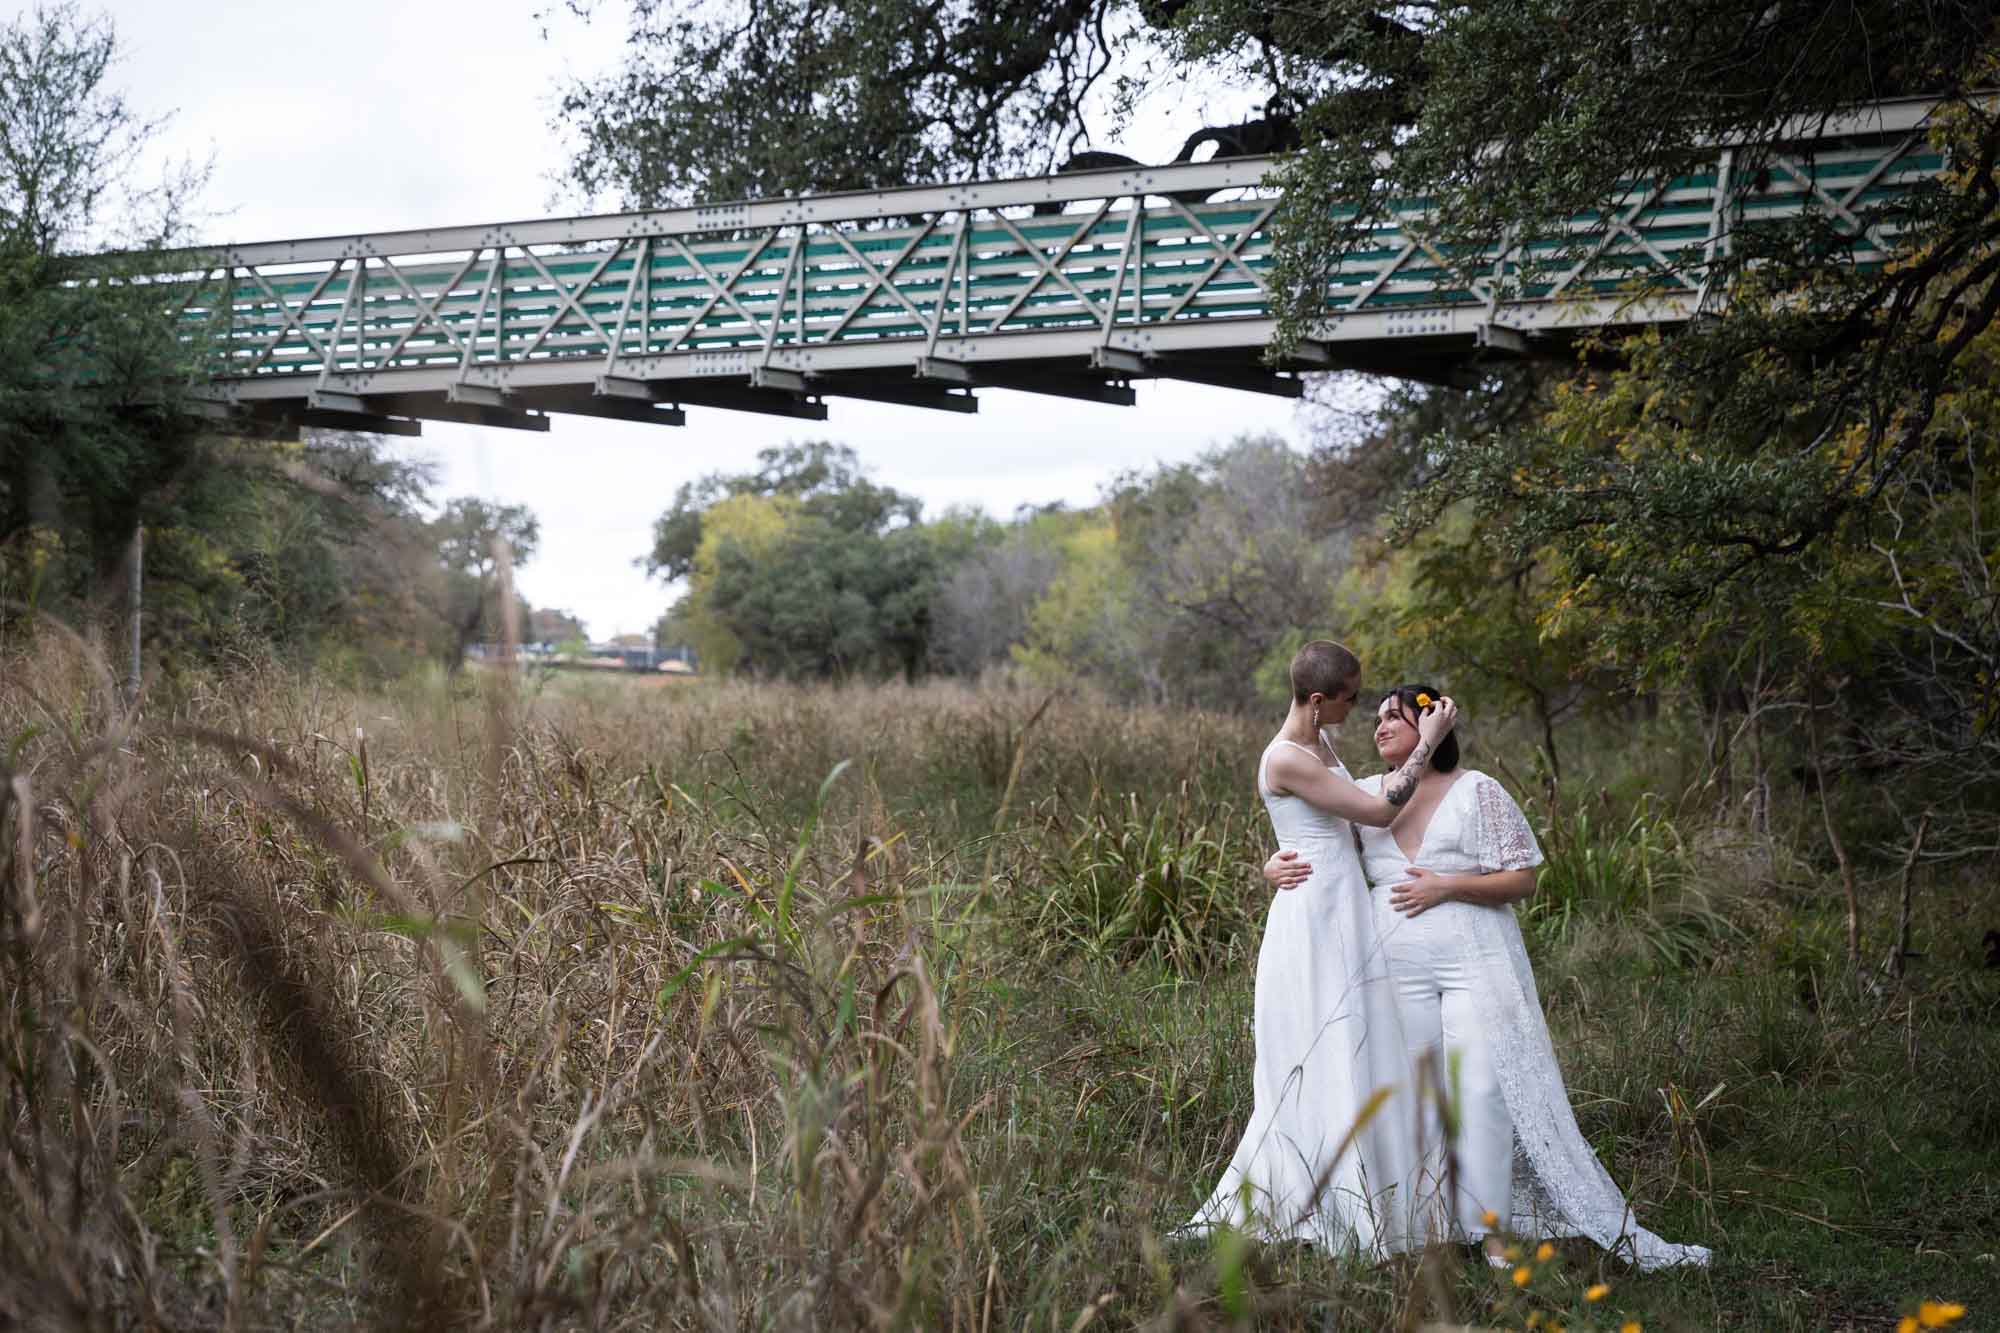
[1264,737,1337,792]
[1262,738,1312,778]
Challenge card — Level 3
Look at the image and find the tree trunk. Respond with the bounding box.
[1707,683,1734,812]
[1533,684,1562,783]
[1891,812,1929,980]
[1805,678,1861,970]
[123,525,143,711]
[1746,647,1769,837]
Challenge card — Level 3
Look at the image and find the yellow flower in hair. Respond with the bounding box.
[1415,693,1433,708]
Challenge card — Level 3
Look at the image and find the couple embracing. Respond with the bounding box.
[1185,640,1710,1272]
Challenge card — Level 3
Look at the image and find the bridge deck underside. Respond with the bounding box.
[162,102,1940,437]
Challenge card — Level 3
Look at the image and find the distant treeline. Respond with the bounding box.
[646,437,1348,710]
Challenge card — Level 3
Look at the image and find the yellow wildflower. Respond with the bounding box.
[1525,1314,1541,1330]
[1536,1242,1557,1262]
[1898,1319,1919,1333]
[1919,1302,1967,1327]
[1481,1209,1499,1228]
[1584,1283,1611,1302]
[1513,1266,1533,1287]
[1620,1323,1642,1333]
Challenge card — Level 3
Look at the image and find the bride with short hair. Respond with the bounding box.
[1184,641,1457,1255]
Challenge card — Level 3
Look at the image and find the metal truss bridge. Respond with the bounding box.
[165,97,1944,438]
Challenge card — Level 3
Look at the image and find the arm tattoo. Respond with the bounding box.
[1383,740,1434,807]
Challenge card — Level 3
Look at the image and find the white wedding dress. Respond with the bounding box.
[1357,770,1712,1271]
[1185,738,1423,1255]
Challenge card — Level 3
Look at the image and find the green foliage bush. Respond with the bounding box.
[1025,783,1260,972]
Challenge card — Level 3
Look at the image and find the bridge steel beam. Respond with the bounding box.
[148,97,1944,434]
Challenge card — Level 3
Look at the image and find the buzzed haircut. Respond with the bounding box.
[1290,640,1360,704]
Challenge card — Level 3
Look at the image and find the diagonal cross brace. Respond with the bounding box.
[984,207,1114,332]
[512,241,625,360]
[367,244,481,366]
[821,219,942,342]
[236,260,344,374]
[1156,198,1278,324]
[662,232,779,353]
[1771,142,1914,255]
[1547,178,1696,298]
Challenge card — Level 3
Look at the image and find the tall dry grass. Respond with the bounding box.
[0,640,1278,1329]
[4,638,1990,1331]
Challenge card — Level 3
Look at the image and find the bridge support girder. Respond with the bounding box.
[248,405,424,438]
[914,357,1135,407]
[364,392,550,433]
[1474,322,1531,356]
[1089,347,1304,398]
[595,374,827,421]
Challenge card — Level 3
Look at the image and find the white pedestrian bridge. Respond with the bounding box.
[148,98,1943,438]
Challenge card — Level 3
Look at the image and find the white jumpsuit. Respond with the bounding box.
[1355,770,1712,1270]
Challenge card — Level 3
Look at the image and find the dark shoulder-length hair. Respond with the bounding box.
[1385,683,1460,773]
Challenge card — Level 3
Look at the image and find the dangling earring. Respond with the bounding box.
[1311,700,1321,731]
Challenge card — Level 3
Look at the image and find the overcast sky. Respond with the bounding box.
[93,0,1333,638]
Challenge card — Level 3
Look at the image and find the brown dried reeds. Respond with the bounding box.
[0,635,1158,1329]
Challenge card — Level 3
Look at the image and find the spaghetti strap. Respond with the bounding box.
[1262,738,1327,796]
[1194,727,1421,1255]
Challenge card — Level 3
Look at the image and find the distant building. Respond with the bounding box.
[469,640,697,674]
[581,641,699,673]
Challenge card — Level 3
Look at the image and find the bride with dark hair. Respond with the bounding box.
[1265,684,1711,1271]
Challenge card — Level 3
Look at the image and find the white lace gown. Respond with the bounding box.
[1357,770,1712,1271]
[1185,739,1423,1255]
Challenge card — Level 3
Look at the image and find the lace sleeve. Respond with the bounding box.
[1474,774,1544,872]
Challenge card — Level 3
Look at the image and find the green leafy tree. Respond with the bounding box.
[557,0,1139,207]
[644,441,919,583]
[188,435,439,664]
[671,491,799,674]
[429,498,541,672]
[644,442,943,679]
[1110,435,1350,707]
[1335,506,1616,780]
[524,605,588,647]
[706,516,943,679]
[0,3,220,620]
[1012,512,1156,695]
[1004,437,1348,707]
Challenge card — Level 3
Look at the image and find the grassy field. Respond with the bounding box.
[1,642,1992,1330]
